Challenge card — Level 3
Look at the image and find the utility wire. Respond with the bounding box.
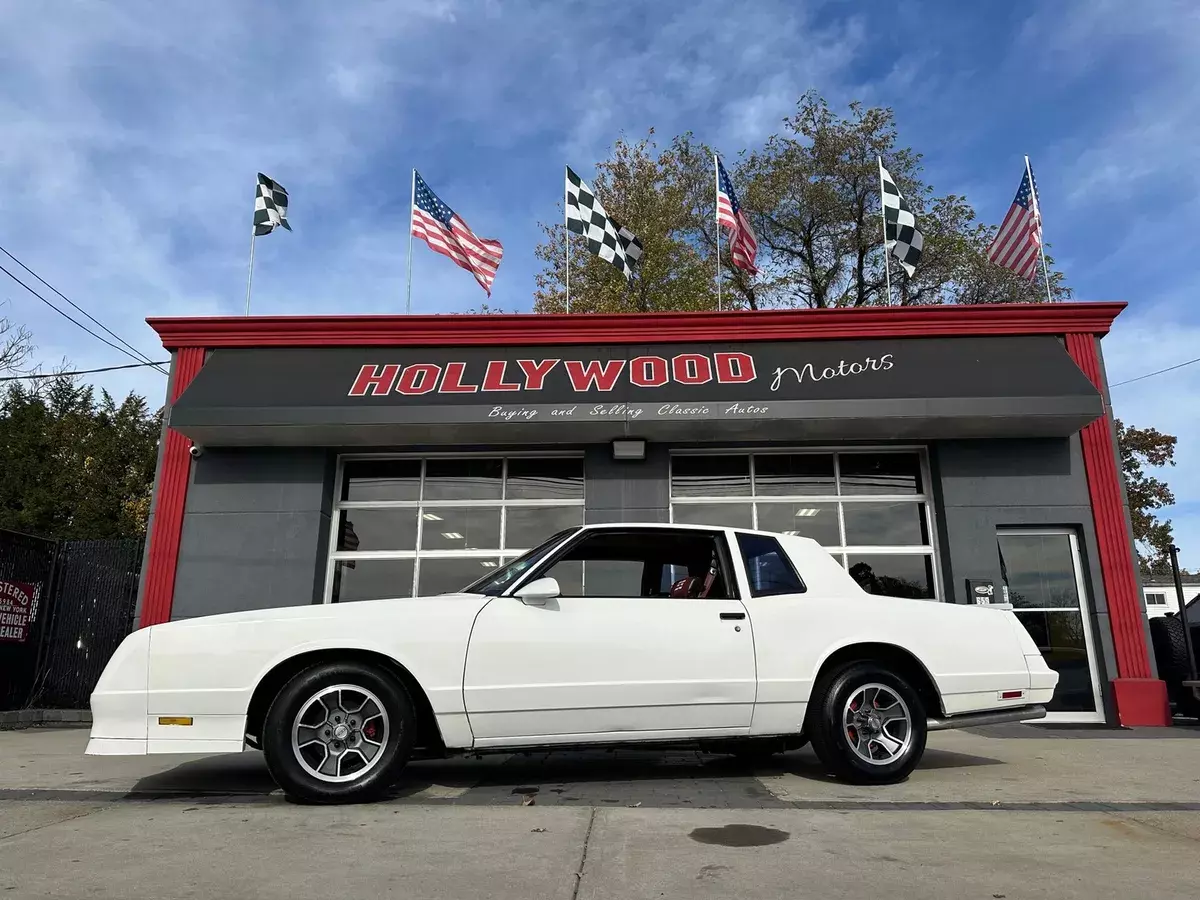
[0,359,170,382]
[0,261,167,376]
[0,243,165,373]
[1111,355,1200,388]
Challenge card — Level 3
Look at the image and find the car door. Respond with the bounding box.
[462,527,757,746]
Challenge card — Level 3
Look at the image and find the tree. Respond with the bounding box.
[533,92,1071,313]
[0,376,162,539]
[1116,419,1180,574]
[1,304,33,376]
[535,131,720,314]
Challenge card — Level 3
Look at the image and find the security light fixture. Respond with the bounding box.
[611,439,646,461]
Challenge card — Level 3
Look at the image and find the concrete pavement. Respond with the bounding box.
[2,725,1199,898]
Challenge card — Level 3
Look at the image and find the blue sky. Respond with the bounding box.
[2,0,1199,563]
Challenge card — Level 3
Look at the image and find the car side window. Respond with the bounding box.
[535,530,735,600]
[736,533,807,597]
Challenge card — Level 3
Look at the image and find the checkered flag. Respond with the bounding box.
[879,162,922,276]
[565,167,643,280]
[253,173,292,236]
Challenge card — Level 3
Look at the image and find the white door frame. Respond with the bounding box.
[998,528,1105,724]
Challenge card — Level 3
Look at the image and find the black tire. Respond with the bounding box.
[807,661,927,785]
[1149,615,1190,689]
[262,661,416,804]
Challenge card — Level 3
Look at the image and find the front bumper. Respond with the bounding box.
[86,626,151,755]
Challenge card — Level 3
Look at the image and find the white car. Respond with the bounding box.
[88,523,1057,803]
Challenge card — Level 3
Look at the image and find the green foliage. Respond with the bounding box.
[0,377,162,540]
[1115,419,1181,574]
[534,91,1070,312]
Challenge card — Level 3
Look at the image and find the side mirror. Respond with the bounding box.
[516,577,561,606]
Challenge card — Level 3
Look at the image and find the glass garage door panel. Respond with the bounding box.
[997,531,1102,718]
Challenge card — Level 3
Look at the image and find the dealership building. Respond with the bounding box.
[134,302,1169,727]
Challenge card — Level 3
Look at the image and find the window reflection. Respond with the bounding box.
[839,453,922,495]
[331,559,415,602]
[846,555,934,599]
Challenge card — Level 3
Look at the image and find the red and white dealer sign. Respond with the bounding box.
[0,580,37,643]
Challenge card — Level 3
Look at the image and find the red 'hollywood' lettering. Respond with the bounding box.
[564,359,626,392]
[439,362,478,393]
[715,352,756,384]
[516,358,560,390]
[395,364,441,395]
[630,356,668,387]
[348,364,400,396]
[482,361,522,391]
[671,354,712,385]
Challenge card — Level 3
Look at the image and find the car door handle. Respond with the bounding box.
[719,612,746,620]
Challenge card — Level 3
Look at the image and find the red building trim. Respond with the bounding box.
[148,302,1127,349]
[1065,332,1170,726]
[138,347,205,628]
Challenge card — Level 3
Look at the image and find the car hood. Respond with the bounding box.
[149,593,488,631]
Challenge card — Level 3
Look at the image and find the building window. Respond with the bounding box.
[1145,592,1168,606]
[328,456,584,602]
[670,450,938,600]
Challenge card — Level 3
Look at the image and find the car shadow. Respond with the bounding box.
[129,751,277,798]
[125,743,1004,800]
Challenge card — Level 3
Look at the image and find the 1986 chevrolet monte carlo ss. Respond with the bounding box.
[89,523,1057,803]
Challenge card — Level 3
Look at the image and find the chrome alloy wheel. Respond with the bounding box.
[842,683,913,766]
[291,684,390,783]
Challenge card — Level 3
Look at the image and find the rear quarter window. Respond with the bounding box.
[736,533,807,597]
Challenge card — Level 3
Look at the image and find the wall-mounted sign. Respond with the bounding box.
[0,580,37,643]
[167,335,1103,445]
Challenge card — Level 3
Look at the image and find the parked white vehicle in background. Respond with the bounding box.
[88,523,1057,803]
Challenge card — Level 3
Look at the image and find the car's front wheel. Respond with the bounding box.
[262,661,415,804]
[807,661,927,784]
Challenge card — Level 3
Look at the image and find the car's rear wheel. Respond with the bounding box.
[807,661,927,784]
[262,661,415,804]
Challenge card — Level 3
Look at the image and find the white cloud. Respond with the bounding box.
[1104,308,1200,567]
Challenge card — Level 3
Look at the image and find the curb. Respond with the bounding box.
[0,709,91,730]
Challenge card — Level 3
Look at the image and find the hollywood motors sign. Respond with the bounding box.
[346,350,897,397]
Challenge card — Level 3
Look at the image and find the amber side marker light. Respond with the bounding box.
[157,716,193,726]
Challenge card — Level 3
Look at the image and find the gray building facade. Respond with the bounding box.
[134,302,1170,727]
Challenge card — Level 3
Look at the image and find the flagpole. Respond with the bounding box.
[406,168,416,315]
[244,231,256,316]
[714,154,722,312]
[878,156,893,304]
[1026,155,1054,304]
[564,167,571,314]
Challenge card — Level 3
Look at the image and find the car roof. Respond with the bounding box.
[577,521,821,546]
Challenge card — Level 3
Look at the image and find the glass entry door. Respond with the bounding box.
[997,529,1104,722]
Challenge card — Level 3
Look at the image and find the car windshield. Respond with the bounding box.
[460,527,581,596]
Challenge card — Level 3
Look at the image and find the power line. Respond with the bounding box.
[0,260,167,376]
[0,243,165,373]
[1111,355,1200,388]
[0,359,170,382]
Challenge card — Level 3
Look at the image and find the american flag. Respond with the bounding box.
[411,171,504,295]
[715,155,758,275]
[987,163,1043,281]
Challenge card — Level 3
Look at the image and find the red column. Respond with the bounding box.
[1065,332,1170,726]
[139,346,205,628]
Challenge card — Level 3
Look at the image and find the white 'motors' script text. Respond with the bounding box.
[770,354,894,392]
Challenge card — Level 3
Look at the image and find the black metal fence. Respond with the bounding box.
[0,529,143,711]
